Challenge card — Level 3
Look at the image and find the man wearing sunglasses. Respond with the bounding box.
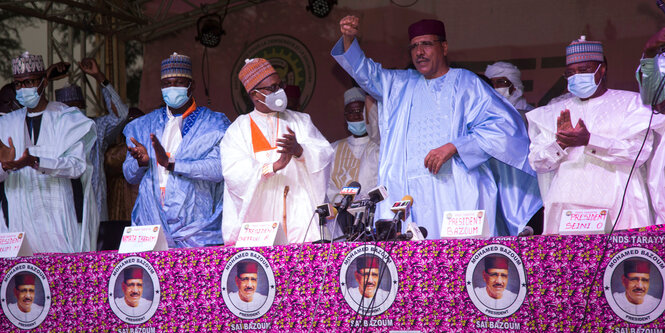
[0,51,97,253]
[221,58,333,245]
[331,17,541,238]
[527,36,664,234]
[123,52,231,248]
[485,61,534,126]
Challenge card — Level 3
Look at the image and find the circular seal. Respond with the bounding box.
[0,263,51,330]
[603,247,665,324]
[231,34,316,114]
[466,244,527,318]
[339,244,398,316]
[221,250,276,320]
[108,256,160,324]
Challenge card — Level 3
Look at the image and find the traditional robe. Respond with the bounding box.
[220,109,333,244]
[474,287,517,309]
[346,286,390,309]
[123,105,230,247]
[228,291,267,312]
[527,89,664,234]
[331,38,542,237]
[8,302,43,322]
[0,102,97,253]
[327,135,379,204]
[89,84,129,221]
[613,292,660,316]
[114,297,151,316]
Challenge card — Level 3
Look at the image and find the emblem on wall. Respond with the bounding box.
[231,34,316,114]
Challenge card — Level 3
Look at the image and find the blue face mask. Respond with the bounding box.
[347,120,367,136]
[161,85,190,109]
[16,80,44,109]
[567,64,602,99]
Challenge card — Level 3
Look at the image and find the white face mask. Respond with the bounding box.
[495,87,511,99]
[256,88,287,112]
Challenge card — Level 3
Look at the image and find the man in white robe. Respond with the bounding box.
[473,255,517,309]
[485,61,534,125]
[327,87,379,204]
[528,36,663,234]
[344,256,390,311]
[332,17,541,237]
[228,260,267,312]
[0,52,97,253]
[613,259,661,316]
[114,267,152,316]
[8,273,43,323]
[221,58,333,244]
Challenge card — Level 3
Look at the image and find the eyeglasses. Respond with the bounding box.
[344,107,364,115]
[254,81,285,93]
[13,78,43,89]
[492,78,512,86]
[408,40,442,52]
[563,64,600,78]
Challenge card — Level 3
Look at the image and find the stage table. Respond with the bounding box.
[1,226,664,332]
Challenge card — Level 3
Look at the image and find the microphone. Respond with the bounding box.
[338,181,361,211]
[390,195,413,224]
[367,185,388,204]
[315,203,337,218]
[396,227,428,241]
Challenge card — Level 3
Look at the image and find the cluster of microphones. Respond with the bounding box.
[315,181,428,242]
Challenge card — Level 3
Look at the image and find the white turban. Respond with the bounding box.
[344,87,366,106]
[485,61,524,92]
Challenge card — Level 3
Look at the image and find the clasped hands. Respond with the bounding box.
[0,137,39,171]
[556,109,590,149]
[273,126,303,172]
[128,134,171,169]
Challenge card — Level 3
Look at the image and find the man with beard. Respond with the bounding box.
[115,266,151,316]
[331,16,541,238]
[474,255,517,309]
[8,273,43,322]
[613,259,660,315]
[229,260,266,311]
[347,256,389,309]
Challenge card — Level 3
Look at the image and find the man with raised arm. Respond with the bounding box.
[331,16,541,237]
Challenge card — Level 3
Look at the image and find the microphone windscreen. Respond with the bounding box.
[401,195,413,205]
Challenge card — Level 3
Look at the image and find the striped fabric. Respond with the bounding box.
[238,58,277,92]
[566,36,603,65]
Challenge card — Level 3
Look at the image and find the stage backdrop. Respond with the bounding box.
[0,226,665,332]
[138,0,665,143]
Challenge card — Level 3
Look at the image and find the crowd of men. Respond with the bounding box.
[1,16,665,253]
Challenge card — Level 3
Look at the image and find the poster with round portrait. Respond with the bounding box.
[604,247,665,324]
[339,244,398,316]
[108,256,160,324]
[0,263,51,330]
[466,244,527,318]
[221,250,276,320]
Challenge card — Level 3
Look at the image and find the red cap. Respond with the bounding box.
[124,267,143,282]
[15,273,36,286]
[625,259,650,275]
[408,19,446,41]
[356,256,380,272]
[485,255,509,271]
[237,260,258,276]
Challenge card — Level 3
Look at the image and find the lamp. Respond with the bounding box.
[196,13,224,48]
[306,0,336,18]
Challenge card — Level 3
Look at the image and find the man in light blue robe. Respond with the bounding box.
[123,53,230,247]
[331,17,541,237]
